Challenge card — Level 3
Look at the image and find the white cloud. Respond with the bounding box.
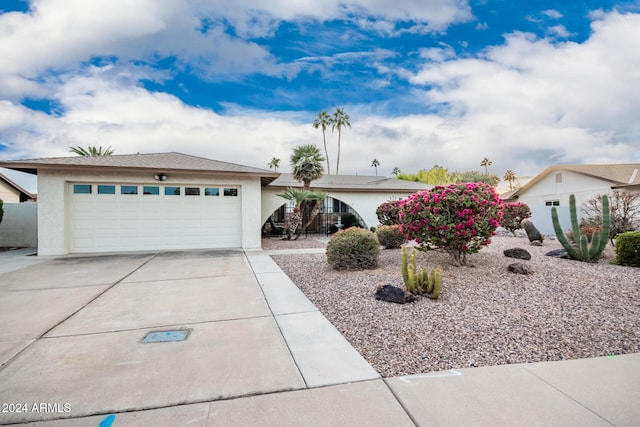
[547,24,572,38]
[542,9,563,20]
[403,11,640,175]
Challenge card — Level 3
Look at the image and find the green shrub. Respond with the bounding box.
[339,212,355,228]
[369,226,377,233]
[376,225,406,249]
[326,228,380,270]
[614,231,640,267]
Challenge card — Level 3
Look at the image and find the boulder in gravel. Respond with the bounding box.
[545,249,570,258]
[508,263,533,275]
[503,248,532,260]
[521,219,544,245]
[375,284,415,304]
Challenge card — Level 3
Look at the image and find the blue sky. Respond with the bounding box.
[1,0,639,192]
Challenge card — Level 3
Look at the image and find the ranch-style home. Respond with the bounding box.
[0,152,428,256]
[505,163,640,234]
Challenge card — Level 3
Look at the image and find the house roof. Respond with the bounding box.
[268,173,431,192]
[0,152,280,186]
[0,172,35,201]
[509,163,640,199]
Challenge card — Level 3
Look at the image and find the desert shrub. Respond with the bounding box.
[376,200,402,225]
[376,225,406,249]
[500,202,531,235]
[582,191,640,237]
[399,182,503,266]
[369,226,377,233]
[567,224,601,243]
[326,228,380,270]
[341,212,360,229]
[614,231,640,267]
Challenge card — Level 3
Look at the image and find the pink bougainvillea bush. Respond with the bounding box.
[399,182,503,266]
[376,199,403,225]
[500,202,532,235]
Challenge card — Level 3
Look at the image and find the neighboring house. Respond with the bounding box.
[0,152,431,256]
[505,163,640,235]
[0,172,35,203]
[262,173,431,231]
[0,153,279,255]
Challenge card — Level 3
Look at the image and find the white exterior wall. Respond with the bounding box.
[516,171,614,235]
[261,188,418,229]
[37,169,263,255]
[0,202,37,247]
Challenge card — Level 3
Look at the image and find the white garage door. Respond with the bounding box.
[70,183,242,253]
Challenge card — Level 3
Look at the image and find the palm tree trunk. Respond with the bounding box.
[323,130,331,175]
[285,208,301,240]
[300,199,323,234]
[336,130,341,175]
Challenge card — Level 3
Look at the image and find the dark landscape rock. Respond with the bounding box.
[521,219,544,244]
[508,263,534,275]
[503,248,532,260]
[375,284,415,304]
[545,249,570,258]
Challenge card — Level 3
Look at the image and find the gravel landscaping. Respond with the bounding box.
[267,235,640,378]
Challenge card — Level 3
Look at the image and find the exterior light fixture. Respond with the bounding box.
[154,173,168,181]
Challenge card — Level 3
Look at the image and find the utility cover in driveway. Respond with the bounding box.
[142,330,191,343]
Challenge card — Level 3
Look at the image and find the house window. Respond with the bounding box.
[333,199,348,213]
[205,188,219,196]
[545,200,560,206]
[185,187,200,196]
[164,186,181,196]
[121,185,138,195]
[224,188,238,197]
[555,173,562,183]
[97,185,115,194]
[73,184,92,194]
[143,186,159,195]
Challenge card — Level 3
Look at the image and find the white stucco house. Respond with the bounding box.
[0,172,34,203]
[262,173,430,232]
[505,163,640,235]
[0,152,429,255]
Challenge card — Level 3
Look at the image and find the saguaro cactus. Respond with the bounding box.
[401,247,442,299]
[551,194,610,263]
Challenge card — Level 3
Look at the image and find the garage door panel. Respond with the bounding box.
[70,184,242,252]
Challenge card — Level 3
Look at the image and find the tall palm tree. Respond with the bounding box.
[503,169,517,190]
[480,157,493,175]
[331,107,351,175]
[371,159,380,176]
[290,144,325,190]
[69,146,115,156]
[392,166,401,176]
[268,157,280,171]
[312,111,332,175]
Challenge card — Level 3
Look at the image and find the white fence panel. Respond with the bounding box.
[0,202,37,247]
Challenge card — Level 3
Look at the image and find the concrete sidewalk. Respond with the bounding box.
[0,249,638,426]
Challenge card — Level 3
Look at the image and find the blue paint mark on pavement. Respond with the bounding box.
[99,414,116,426]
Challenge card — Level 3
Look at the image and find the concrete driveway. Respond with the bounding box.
[0,249,387,426]
[1,249,639,426]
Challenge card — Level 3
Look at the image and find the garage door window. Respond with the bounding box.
[224,188,238,197]
[205,188,219,196]
[143,186,160,195]
[185,187,200,196]
[73,184,92,194]
[165,186,181,196]
[97,185,116,194]
[121,185,138,195]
